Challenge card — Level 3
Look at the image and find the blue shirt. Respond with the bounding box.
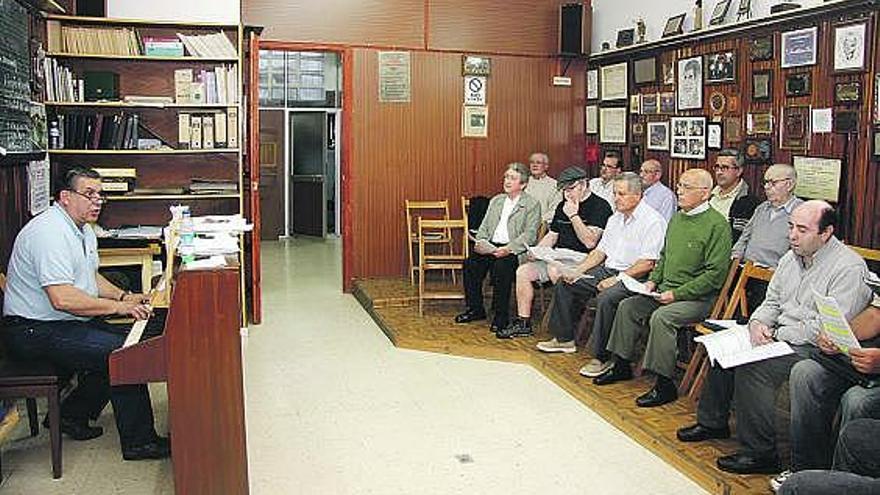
[642,181,677,221]
[3,204,99,321]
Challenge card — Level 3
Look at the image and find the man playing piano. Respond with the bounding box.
[1,167,169,461]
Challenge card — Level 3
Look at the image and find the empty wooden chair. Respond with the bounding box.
[418,218,469,315]
[405,200,453,285]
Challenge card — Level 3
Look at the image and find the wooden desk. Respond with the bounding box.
[98,244,161,291]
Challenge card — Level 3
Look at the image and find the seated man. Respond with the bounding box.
[772,295,880,490]
[535,172,666,379]
[454,162,541,332]
[499,166,612,339]
[779,418,880,495]
[710,148,760,243]
[1,167,170,460]
[588,150,622,209]
[523,152,561,225]
[676,201,872,475]
[639,159,677,222]
[593,168,731,408]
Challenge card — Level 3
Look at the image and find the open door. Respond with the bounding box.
[244,27,263,324]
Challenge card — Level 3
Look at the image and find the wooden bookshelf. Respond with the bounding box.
[48,52,239,62]
[106,194,240,201]
[46,101,236,109]
[49,148,240,155]
[47,14,236,28]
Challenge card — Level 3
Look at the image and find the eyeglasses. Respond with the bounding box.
[713,164,740,172]
[763,177,790,187]
[67,189,107,204]
[602,162,621,169]
[676,182,707,191]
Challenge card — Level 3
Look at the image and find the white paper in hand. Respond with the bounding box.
[617,273,660,297]
[813,291,861,354]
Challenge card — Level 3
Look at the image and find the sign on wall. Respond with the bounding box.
[463,76,486,106]
[378,51,411,103]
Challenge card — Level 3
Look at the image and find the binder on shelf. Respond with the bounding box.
[203,115,215,149]
[174,69,193,104]
[226,107,238,148]
[178,113,191,149]
[190,116,203,149]
[214,110,227,147]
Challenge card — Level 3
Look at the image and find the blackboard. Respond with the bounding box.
[0,0,41,156]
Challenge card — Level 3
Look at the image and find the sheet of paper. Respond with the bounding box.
[185,255,228,270]
[704,319,738,329]
[528,246,587,265]
[617,273,660,297]
[474,239,495,255]
[812,108,833,133]
[695,325,794,369]
[813,290,861,354]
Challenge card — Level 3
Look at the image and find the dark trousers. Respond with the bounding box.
[462,252,519,326]
[780,419,880,495]
[1,317,158,448]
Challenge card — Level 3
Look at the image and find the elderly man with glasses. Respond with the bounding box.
[523,152,562,225]
[710,148,760,243]
[589,151,622,209]
[1,166,170,460]
[592,168,731,407]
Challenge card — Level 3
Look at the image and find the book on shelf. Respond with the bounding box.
[178,113,191,149]
[122,95,175,105]
[190,115,203,149]
[189,178,238,194]
[142,36,184,57]
[213,111,227,147]
[53,23,140,56]
[203,115,215,149]
[176,32,237,58]
[43,58,83,102]
[174,69,193,103]
[93,167,137,194]
[227,107,238,148]
[131,187,187,195]
[53,111,143,150]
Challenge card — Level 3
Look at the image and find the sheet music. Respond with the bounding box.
[528,246,587,265]
[617,273,661,297]
[695,325,794,369]
[813,290,861,354]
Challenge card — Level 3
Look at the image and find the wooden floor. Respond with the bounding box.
[353,277,775,495]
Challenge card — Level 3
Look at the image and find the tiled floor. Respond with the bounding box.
[0,238,706,494]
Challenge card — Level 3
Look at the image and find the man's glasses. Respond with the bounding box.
[713,164,739,172]
[68,189,107,204]
[676,182,707,191]
[763,178,790,187]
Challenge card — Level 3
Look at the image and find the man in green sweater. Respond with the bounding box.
[593,168,731,407]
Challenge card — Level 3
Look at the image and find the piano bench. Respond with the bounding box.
[0,358,62,481]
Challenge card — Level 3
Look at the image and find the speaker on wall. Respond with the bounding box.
[559,2,591,56]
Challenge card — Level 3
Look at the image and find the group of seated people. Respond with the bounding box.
[452,148,880,493]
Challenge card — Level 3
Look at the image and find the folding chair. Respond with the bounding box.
[405,200,453,285]
[418,218,469,315]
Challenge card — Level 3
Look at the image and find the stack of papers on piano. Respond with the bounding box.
[192,233,240,255]
[695,324,794,369]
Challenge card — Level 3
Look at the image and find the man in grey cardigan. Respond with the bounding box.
[455,162,541,332]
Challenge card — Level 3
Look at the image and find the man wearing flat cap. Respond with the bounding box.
[536,172,667,380]
[498,166,612,339]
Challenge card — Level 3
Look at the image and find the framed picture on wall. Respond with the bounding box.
[749,36,773,61]
[586,105,599,134]
[632,120,645,137]
[677,56,703,110]
[634,57,657,85]
[873,130,880,160]
[462,55,491,76]
[709,0,732,26]
[781,105,810,150]
[707,122,723,149]
[630,95,641,114]
[744,138,772,165]
[706,52,736,83]
[834,110,859,134]
[748,112,773,135]
[670,116,706,160]
[662,62,675,85]
[834,81,862,104]
[599,106,628,143]
[724,115,742,142]
[587,69,599,100]
[647,121,670,150]
[617,28,636,48]
[662,13,686,38]
[642,93,659,114]
[601,62,628,101]
[781,27,818,68]
[752,71,772,101]
[785,72,811,97]
[659,92,676,114]
[834,22,868,72]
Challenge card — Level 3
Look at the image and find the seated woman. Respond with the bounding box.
[454,162,540,332]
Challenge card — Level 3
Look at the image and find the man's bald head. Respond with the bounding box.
[789,200,835,258]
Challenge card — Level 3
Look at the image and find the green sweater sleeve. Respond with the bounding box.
[672,213,732,301]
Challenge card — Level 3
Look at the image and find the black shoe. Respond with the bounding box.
[635,378,678,407]
[676,423,731,442]
[122,436,171,461]
[593,360,633,385]
[489,322,503,333]
[454,309,487,324]
[716,452,780,474]
[496,319,532,339]
[44,415,103,441]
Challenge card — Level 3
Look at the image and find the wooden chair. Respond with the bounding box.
[418,218,469,315]
[0,273,62,480]
[405,200,453,285]
[679,260,774,400]
[850,245,880,263]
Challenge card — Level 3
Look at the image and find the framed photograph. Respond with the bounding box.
[462,105,489,138]
[752,71,772,101]
[781,27,818,68]
[750,36,773,61]
[630,95,641,114]
[781,105,810,150]
[601,62,628,101]
[834,22,868,72]
[659,92,676,114]
[785,72,812,97]
[663,13,686,38]
[670,116,706,160]
[834,110,859,134]
[744,138,772,165]
[706,51,736,83]
[873,130,880,160]
[662,62,675,85]
[631,145,644,168]
[462,55,491,76]
[587,69,599,100]
[724,116,742,142]
[586,105,599,134]
[707,122,723,149]
[834,81,862,104]
[617,28,636,48]
[599,106,628,143]
[677,56,703,110]
[748,112,773,135]
[632,120,645,137]
[634,57,657,85]
[709,0,732,26]
[647,121,670,150]
[709,91,727,116]
[642,93,659,114]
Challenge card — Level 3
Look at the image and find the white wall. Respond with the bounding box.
[591,0,823,54]
[107,0,239,23]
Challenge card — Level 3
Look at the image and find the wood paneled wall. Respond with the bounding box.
[587,5,879,248]
[245,1,590,282]
[0,164,31,273]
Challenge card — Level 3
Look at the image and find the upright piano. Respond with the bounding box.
[109,265,248,495]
